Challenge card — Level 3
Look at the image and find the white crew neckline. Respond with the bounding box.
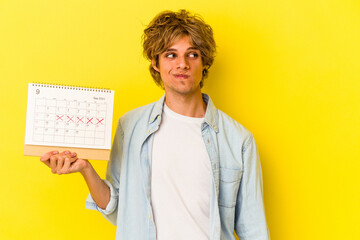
[164,103,205,123]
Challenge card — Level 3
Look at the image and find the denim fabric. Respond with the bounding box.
[86,94,270,240]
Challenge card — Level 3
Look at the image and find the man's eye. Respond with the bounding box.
[188,53,199,58]
[166,53,175,58]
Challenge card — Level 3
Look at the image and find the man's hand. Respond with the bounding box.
[40,150,89,175]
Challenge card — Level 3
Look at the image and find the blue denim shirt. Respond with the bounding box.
[86,94,270,240]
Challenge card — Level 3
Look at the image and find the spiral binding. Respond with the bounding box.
[31,83,112,93]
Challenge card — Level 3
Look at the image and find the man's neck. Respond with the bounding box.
[164,90,207,118]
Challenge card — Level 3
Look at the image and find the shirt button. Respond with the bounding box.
[148,215,152,219]
[147,129,150,133]
[207,139,210,144]
[214,126,217,131]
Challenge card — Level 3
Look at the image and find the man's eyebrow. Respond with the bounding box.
[164,47,200,52]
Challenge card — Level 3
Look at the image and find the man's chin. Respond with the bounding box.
[166,87,201,97]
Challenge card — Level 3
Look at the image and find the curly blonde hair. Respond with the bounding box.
[142,9,216,89]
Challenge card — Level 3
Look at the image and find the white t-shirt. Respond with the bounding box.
[151,103,211,240]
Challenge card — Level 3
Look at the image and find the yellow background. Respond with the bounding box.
[1,0,359,239]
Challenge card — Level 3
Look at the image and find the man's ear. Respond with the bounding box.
[152,60,160,72]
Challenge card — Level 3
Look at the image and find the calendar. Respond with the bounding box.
[24,83,114,152]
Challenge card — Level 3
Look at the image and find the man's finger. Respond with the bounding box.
[50,155,57,173]
[40,151,58,165]
[61,157,71,174]
[56,156,65,174]
[60,150,71,157]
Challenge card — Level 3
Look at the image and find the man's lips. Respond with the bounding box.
[173,74,190,79]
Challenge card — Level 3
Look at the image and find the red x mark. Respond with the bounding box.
[56,115,64,121]
[96,118,104,124]
[77,117,84,123]
[87,117,93,124]
[67,116,74,122]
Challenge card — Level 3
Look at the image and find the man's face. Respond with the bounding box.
[152,35,204,97]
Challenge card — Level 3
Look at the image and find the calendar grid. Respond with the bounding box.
[33,98,107,147]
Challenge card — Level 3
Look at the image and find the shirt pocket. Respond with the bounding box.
[218,167,243,208]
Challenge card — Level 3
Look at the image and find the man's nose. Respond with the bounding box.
[177,55,189,69]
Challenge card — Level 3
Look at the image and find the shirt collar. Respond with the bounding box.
[149,95,165,124]
[202,93,219,133]
[149,93,219,133]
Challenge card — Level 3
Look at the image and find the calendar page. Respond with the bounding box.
[24,83,114,150]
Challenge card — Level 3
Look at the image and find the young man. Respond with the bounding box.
[40,10,270,240]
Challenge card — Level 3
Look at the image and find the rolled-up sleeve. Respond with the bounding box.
[235,134,270,239]
[85,179,118,214]
[85,120,124,226]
